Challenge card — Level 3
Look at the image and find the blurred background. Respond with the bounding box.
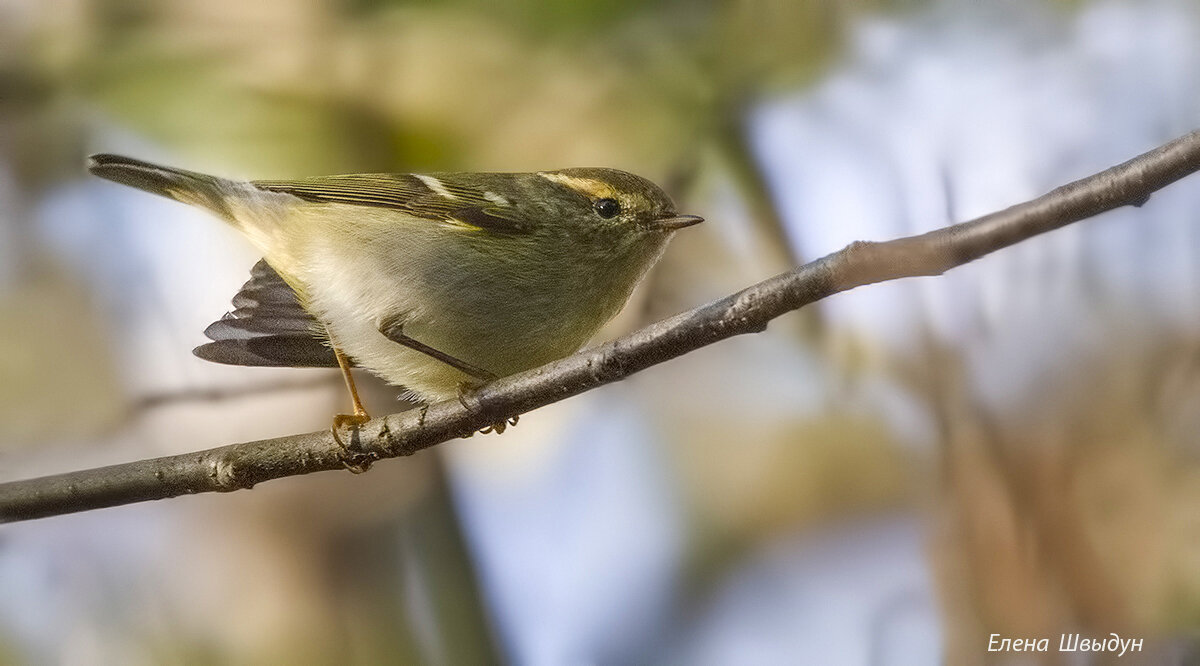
[3,0,1200,663]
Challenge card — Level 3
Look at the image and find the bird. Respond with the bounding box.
[87,153,702,440]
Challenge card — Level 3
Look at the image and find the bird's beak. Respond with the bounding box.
[647,213,704,231]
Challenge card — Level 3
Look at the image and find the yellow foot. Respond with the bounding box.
[331,411,373,473]
[457,383,519,435]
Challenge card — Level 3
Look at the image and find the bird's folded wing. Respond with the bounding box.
[253,173,530,234]
[193,259,340,368]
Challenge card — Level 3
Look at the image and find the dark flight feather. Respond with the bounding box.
[193,260,340,368]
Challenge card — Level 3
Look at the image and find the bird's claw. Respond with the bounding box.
[331,411,374,473]
[479,415,519,434]
[457,383,519,436]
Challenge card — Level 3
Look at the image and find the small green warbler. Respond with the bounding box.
[87,154,701,435]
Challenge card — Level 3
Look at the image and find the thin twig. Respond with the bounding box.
[4,131,1200,523]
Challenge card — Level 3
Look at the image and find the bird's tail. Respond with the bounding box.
[87,153,237,221]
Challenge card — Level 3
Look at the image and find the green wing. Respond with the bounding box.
[253,173,529,234]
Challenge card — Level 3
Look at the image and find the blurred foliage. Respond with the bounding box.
[344,0,676,32]
[0,266,125,444]
[13,0,1200,663]
[679,410,912,589]
[3,0,904,177]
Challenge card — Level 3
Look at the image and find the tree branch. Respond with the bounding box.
[5,131,1200,523]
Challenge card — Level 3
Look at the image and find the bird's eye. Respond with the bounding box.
[594,198,621,219]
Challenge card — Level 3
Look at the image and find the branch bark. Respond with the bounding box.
[5,131,1200,523]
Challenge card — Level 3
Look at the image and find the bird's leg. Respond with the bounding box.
[379,319,497,383]
[378,319,515,435]
[332,346,370,427]
[329,342,373,472]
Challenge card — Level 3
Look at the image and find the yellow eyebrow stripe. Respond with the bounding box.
[538,172,616,200]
